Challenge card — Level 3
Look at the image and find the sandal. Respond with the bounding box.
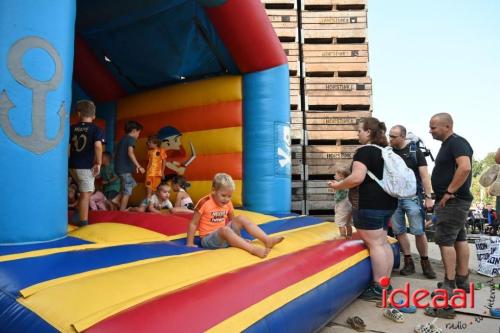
[424,307,456,319]
[346,316,366,332]
[383,308,404,323]
[414,319,442,333]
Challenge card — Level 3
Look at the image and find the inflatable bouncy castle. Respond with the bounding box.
[0,0,398,331]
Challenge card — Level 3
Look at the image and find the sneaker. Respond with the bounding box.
[415,319,443,333]
[433,278,456,298]
[383,308,405,323]
[421,258,437,279]
[400,256,415,275]
[359,283,383,301]
[456,274,471,293]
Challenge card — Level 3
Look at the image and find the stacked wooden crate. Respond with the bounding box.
[301,0,370,215]
[262,0,371,214]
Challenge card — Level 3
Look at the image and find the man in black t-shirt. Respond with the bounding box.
[389,125,436,279]
[427,113,473,318]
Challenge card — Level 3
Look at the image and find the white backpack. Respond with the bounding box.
[365,145,417,198]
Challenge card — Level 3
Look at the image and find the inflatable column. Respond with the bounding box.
[200,0,291,214]
[0,0,76,243]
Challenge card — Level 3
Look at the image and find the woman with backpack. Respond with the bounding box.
[329,117,398,300]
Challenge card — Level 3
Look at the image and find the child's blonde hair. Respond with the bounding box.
[76,100,96,118]
[212,173,235,191]
[335,165,351,179]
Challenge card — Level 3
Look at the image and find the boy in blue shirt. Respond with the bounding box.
[115,121,145,210]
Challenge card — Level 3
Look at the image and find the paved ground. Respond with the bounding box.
[319,240,500,333]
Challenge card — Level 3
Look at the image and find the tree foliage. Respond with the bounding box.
[471,152,497,205]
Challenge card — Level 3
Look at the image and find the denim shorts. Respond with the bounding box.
[434,198,471,246]
[119,173,137,196]
[201,222,240,249]
[392,197,425,236]
[354,209,394,231]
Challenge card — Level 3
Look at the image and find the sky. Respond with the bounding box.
[368,0,500,165]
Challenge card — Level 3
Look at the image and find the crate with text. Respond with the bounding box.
[302,44,368,70]
[303,0,366,11]
[301,9,367,31]
[305,77,371,98]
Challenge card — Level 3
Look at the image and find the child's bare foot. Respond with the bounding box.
[251,246,270,258]
[265,236,284,249]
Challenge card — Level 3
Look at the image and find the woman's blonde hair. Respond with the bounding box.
[212,173,235,190]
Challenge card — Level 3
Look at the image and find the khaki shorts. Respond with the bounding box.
[70,169,95,193]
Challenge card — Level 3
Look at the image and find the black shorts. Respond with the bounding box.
[434,198,471,246]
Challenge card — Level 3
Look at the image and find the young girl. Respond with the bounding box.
[328,166,353,239]
[145,135,168,199]
[171,175,194,210]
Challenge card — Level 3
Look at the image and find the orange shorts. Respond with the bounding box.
[145,176,162,191]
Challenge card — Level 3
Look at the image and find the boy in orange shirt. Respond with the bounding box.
[145,135,168,199]
[186,173,284,258]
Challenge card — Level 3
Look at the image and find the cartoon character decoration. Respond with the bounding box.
[157,126,196,179]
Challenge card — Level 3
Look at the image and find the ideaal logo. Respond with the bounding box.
[379,276,475,310]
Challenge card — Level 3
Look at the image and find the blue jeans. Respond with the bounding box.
[354,209,394,230]
[392,197,425,236]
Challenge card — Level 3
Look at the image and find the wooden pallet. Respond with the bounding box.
[305,94,371,111]
[301,10,367,30]
[302,28,366,44]
[305,77,371,97]
[304,143,359,160]
[303,0,366,11]
[261,0,297,10]
[303,43,368,61]
[291,110,303,131]
[305,180,335,204]
[306,199,334,213]
[302,62,368,78]
[306,129,359,141]
[291,199,305,214]
[290,77,301,96]
[291,128,304,144]
[282,42,299,61]
[288,58,300,77]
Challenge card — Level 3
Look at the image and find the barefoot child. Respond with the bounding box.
[186,173,284,258]
[129,183,191,214]
[328,166,353,239]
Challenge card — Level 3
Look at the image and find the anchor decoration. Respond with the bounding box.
[0,36,66,154]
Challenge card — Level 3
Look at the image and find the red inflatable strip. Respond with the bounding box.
[205,0,287,73]
[115,100,242,138]
[73,35,126,103]
[134,152,242,182]
[87,239,365,333]
[88,211,193,236]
